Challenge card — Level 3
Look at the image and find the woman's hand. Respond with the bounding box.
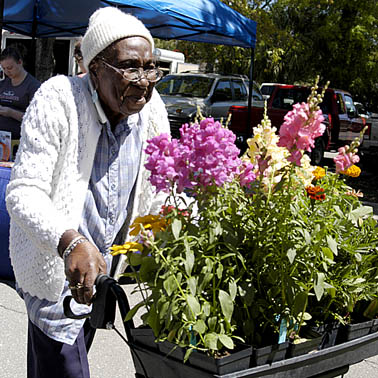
[0,105,11,117]
[0,105,24,121]
[64,240,107,305]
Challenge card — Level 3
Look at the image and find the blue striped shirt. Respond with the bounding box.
[21,111,143,344]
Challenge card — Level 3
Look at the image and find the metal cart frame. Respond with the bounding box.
[64,275,378,378]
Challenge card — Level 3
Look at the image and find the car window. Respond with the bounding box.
[271,88,310,110]
[155,75,214,98]
[213,79,232,101]
[271,88,295,110]
[344,94,356,114]
[319,92,332,114]
[336,93,346,114]
[260,85,275,96]
[232,80,248,101]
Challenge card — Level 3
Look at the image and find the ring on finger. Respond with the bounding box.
[68,283,84,290]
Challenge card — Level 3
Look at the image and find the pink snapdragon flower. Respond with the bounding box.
[333,146,360,173]
[278,102,325,166]
[144,133,181,192]
[238,160,256,187]
[145,118,253,193]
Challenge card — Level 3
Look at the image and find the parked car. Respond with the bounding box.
[155,72,264,138]
[355,102,372,120]
[260,82,286,101]
[228,84,366,165]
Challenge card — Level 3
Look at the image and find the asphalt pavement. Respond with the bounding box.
[1,278,378,377]
[1,194,378,378]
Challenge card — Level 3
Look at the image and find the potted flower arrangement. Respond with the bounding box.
[111,79,378,373]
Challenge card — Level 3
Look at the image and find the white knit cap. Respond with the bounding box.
[81,7,154,70]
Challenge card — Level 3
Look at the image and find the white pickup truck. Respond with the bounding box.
[362,112,378,153]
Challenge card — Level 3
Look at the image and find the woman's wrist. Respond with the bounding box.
[58,229,83,258]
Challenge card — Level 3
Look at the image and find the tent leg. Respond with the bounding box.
[0,0,4,48]
[247,48,255,138]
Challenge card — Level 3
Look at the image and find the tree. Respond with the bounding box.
[263,0,378,110]
[35,38,55,82]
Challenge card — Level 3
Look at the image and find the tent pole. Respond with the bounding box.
[247,47,255,138]
[30,1,39,76]
[0,0,4,50]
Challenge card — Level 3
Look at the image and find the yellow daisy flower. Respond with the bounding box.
[129,215,167,236]
[110,242,143,256]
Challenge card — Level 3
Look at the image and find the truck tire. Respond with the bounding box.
[310,138,325,166]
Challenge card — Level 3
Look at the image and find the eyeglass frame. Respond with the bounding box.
[98,58,163,83]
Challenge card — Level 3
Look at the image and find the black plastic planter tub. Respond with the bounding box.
[64,275,378,378]
[130,332,378,378]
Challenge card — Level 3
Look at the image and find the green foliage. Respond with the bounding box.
[156,1,378,110]
[120,166,378,353]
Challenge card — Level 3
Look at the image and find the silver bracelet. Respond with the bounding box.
[62,236,88,260]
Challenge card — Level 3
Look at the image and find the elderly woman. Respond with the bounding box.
[6,7,169,378]
[0,46,40,140]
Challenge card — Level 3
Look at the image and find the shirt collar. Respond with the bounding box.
[87,76,108,125]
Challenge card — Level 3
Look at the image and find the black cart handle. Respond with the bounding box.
[63,274,134,336]
[63,274,117,326]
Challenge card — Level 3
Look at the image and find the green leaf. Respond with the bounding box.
[219,334,234,350]
[124,301,145,321]
[185,249,195,276]
[326,286,336,298]
[203,302,211,317]
[229,280,237,301]
[314,273,325,301]
[322,247,334,261]
[187,276,197,296]
[299,312,312,321]
[326,236,338,256]
[204,333,218,351]
[293,291,308,317]
[216,264,223,279]
[208,316,218,331]
[304,230,311,245]
[287,248,297,264]
[187,295,201,317]
[219,290,234,321]
[193,319,207,334]
[184,348,193,363]
[164,275,178,296]
[139,256,157,282]
[349,206,373,222]
[172,218,182,240]
[129,252,142,266]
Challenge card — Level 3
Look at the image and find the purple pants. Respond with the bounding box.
[27,319,96,378]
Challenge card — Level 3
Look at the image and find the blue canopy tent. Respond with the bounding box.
[0,1,257,282]
[0,0,258,127]
[0,0,256,47]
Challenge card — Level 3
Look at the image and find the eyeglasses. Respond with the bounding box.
[99,59,163,83]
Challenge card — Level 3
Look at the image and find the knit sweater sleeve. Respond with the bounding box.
[6,76,75,254]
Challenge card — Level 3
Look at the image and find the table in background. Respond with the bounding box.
[0,166,14,281]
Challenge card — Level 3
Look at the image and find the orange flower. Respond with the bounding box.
[340,165,361,178]
[312,166,326,180]
[306,185,326,201]
[345,189,363,198]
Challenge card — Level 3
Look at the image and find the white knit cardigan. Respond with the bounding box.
[6,75,170,301]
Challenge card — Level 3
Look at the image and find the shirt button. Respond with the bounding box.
[110,183,116,190]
